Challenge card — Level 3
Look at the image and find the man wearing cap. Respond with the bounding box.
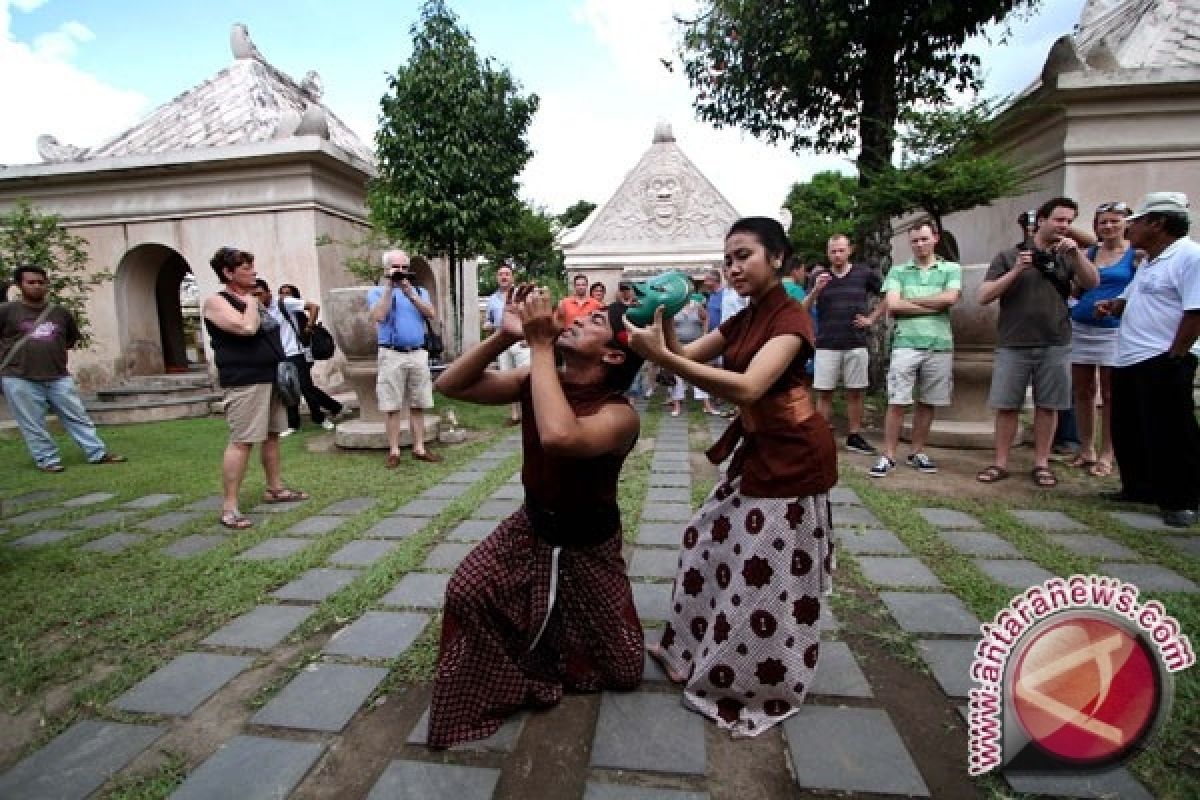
[429,286,645,747]
[369,249,441,466]
[1095,192,1200,527]
[485,262,527,426]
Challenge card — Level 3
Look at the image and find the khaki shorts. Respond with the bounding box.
[988,345,1072,410]
[813,347,870,390]
[887,348,953,406]
[497,342,530,371]
[224,382,288,443]
[377,347,434,412]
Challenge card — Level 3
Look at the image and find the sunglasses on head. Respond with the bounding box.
[1096,202,1131,215]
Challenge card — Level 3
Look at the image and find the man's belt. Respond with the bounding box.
[525,499,618,549]
[379,343,423,352]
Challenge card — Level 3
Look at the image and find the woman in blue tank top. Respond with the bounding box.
[1069,202,1138,477]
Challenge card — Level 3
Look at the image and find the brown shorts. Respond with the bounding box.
[224,382,288,443]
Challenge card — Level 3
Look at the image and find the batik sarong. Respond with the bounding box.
[656,475,834,736]
[428,507,644,747]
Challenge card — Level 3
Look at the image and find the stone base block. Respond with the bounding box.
[903,418,1018,450]
[335,416,441,450]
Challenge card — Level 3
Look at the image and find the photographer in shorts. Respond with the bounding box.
[368,249,441,467]
[976,197,1099,488]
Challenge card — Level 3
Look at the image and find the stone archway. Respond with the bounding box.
[114,243,194,376]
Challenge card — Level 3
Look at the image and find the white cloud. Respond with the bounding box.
[0,1,147,165]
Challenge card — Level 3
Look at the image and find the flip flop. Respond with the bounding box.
[263,487,310,503]
[976,465,1010,483]
[1068,455,1096,469]
[219,510,253,530]
[1032,466,1058,488]
[1088,460,1114,478]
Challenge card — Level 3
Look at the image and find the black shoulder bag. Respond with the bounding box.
[227,292,302,406]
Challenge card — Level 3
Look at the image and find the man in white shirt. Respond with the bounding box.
[1096,192,1200,527]
[484,262,528,425]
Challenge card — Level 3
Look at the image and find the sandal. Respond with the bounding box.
[976,465,1010,483]
[1088,460,1114,478]
[263,487,310,503]
[219,510,253,530]
[1068,454,1096,469]
[1032,466,1058,488]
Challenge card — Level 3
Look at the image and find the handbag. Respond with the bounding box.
[309,323,335,361]
[275,360,303,406]
[424,319,444,360]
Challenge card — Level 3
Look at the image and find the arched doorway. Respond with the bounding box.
[114,244,195,376]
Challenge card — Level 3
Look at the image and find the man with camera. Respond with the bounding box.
[1095,192,1199,527]
[977,197,1099,487]
[369,249,441,466]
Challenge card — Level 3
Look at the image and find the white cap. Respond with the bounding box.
[1127,192,1189,221]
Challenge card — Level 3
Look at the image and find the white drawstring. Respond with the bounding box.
[526,545,563,654]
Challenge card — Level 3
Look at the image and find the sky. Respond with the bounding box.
[0,0,1088,218]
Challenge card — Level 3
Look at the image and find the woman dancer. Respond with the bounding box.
[1070,201,1137,477]
[625,217,837,736]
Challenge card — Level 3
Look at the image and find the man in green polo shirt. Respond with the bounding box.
[870,220,961,477]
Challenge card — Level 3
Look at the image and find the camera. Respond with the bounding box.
[1031,248,1058,276]
[389,269,417,285]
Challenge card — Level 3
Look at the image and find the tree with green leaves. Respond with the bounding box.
[557,200,597,231]
[0,199,110,344]
[675,0,1040,263]
[370,0,539,336]
[782,171,862,265]
[478,203,562,294]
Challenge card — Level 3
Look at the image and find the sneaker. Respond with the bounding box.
[868,456,895,478]
[845,433,877,455]
[279,428,297,438]
[906,453,938,474]
[320,419,336,431]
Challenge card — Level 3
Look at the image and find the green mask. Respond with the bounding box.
[623,271,693,326]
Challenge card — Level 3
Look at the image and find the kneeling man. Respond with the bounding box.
[428,286,644,747]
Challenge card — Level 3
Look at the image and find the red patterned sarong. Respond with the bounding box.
[428,508,643,747]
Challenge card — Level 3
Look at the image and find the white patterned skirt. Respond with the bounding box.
[1070,321,1118,367]
[655,475,834,737]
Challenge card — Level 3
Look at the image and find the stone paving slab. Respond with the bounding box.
[783,706,929,796]
[650,461,691,474]
[251,662,389,732]
[138,510,206,532]
[322,497,378,515]
[444,469,488,484]
[72,509,137,529]
[184,495,224,511]
[1003,765,1153,800]
[423,542,474,570]
[489,483,524,500]
[10,529,76,548]
[80,532,145,553]
[810,641,872,697]
[236,537,311,561]
[590,691,706,775]
[113,652,253,715]
[1166,536,1200,558]
[1010,509,1088,531]
[364,516,426,539]
[6,506,70,526]
[648,472,690,488]
[637,522,683,547]
[1048,533,1140,560]
[163,534,227,559]
[1100,563,1198,593]
[407,707,526,752]
[631,582,672,622]
[584,785,709,800]
[329,539,398,566]
[421,483,463,499]
[475,499,521,518]
[62,491,116,507]
[202,605,315,650]
[975,559,1056,588]
[855,556,944,589]
[5,488,58,508]
[170,735,326,800]
[121,493,178,509]
[838,528,911,555]
[821,605,839,633]
[366,760,501,800]
[916,507,985,529]
[646,487,691,505]
[0,719,164,800]
[833,505,883,528]
[916,639,976,697]
[381,572,450,609]
[829,486,862,505]
[447,519,494,542]
[629,548,680,579]
[392,497,451,517]
[283,515,347,537]
[324,610,430,659]
[272,568,363,602]
[880,591,981,635]
[641,503,693,523]
[940,530,1022,558]
[1109,511,1175,531]
[248,500,307,514]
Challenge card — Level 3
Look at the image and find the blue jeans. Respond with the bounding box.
[2,376,108,467]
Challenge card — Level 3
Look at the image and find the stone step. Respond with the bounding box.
[84,394,219,424]
[94,384,215,403]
